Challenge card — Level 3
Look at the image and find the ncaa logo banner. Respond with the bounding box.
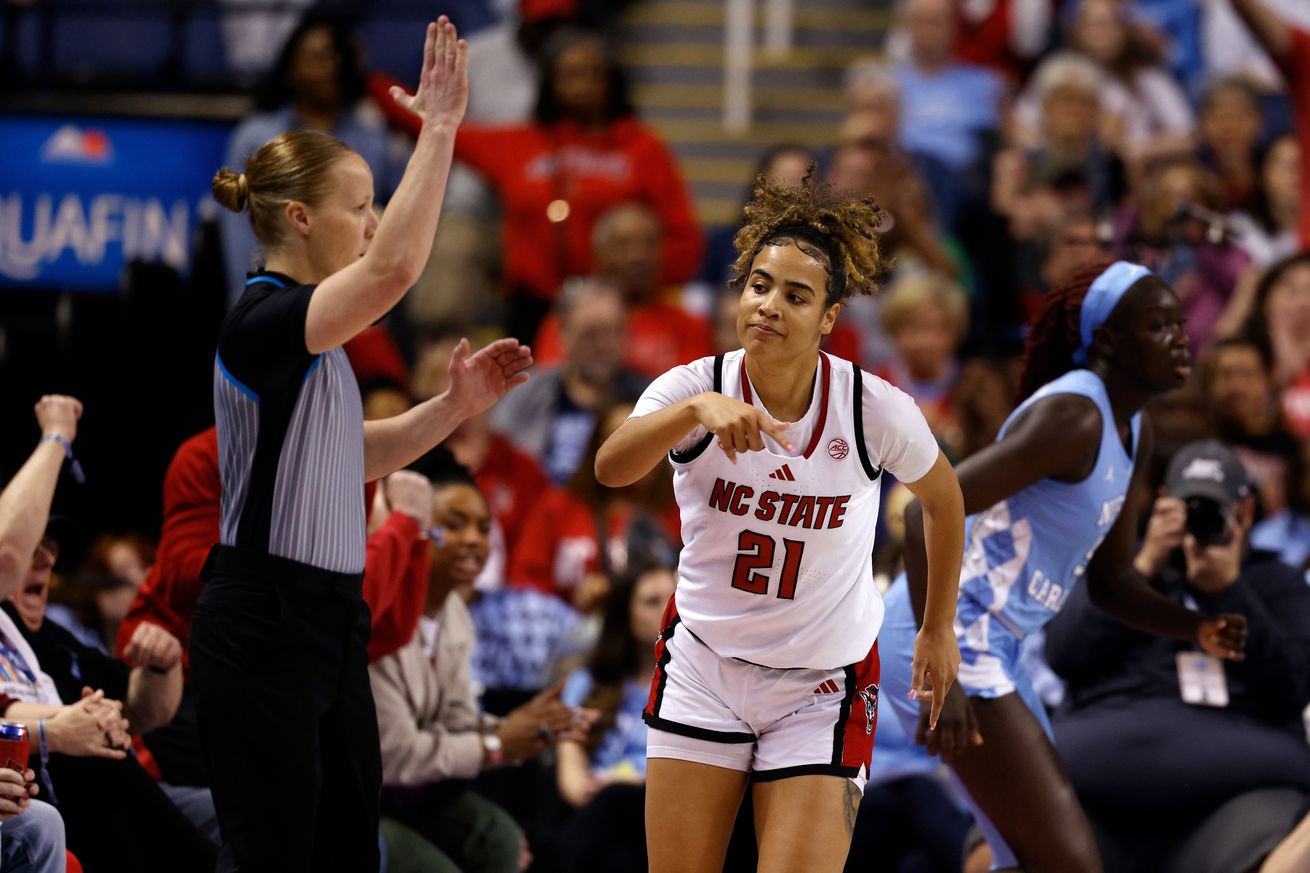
[0,115,230,291]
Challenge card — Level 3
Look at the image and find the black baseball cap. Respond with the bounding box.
[1165,440,1251,508]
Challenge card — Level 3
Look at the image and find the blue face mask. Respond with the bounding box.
[1072,261,1155,364]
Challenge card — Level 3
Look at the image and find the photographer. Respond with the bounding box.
[1045,439,1310,873]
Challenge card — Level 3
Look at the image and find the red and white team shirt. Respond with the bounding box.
[631,350,939,670]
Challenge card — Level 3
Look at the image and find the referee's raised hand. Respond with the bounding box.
[388,15,468,129]
[444,337,533,420]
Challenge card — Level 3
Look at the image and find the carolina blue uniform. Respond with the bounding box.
[879,369,1140,868]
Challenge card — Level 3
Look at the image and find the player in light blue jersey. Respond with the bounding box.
[879,261,1249,872]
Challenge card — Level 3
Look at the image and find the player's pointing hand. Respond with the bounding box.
[690,392,794,464]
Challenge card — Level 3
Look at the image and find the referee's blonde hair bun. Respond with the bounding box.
[211,168,249,213]
[210,131,356,248]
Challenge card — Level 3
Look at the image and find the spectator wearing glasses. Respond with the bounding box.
[0,396,84,873]
[0,397,213,873]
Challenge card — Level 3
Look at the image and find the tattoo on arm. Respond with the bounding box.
[842,779,861,835]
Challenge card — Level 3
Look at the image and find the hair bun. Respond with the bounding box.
[211,167,249,213]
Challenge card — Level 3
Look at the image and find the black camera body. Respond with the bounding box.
[1185,497,1231,547]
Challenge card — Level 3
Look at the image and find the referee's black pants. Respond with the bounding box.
[190,546,381,873]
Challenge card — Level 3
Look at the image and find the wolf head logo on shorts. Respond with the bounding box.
[858,683,879,734]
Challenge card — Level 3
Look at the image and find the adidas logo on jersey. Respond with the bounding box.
[813,679,840,695]
[768,464,796,481]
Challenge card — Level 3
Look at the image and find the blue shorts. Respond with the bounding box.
[879,576,1051,870]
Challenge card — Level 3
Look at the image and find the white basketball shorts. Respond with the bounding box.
[642,596,881,787]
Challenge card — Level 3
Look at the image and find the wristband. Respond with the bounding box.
[39,434,84,484]
[36,719,56,804]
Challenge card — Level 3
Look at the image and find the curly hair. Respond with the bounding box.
[729,169,885,307]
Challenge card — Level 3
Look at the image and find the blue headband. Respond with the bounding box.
[1073,261,1155,364]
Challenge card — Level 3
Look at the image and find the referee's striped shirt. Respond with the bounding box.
[212,271,366,574]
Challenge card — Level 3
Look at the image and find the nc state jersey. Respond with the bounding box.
[631,350,939,669]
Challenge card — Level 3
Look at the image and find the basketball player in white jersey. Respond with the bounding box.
[595,176,967,873]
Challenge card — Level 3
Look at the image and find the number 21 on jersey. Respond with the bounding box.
[731,531,806,599]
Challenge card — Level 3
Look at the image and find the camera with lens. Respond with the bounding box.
[1185,497,1231,547]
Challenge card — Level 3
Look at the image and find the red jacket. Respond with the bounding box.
[508,488,628,598]
[360,507,429,663]
[115,429,219,674]
[952,0,1052,83]
[450,117,703,302]
[343,326,410,391]
[475,435,551,554]
[115,428,430,672]
[372,72,704,301]
[508,487,680,599]
[532,300,713,380]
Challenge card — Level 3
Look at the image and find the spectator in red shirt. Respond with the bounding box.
[509,400,677,612]
[532,202,714,380]
[116,428,435,673]
[112,426,435,801]
[115,428,219,676]
[387,27,703,343]
[411,334,554,562]
[951,0,1053,84]
[1231,0,1310,250]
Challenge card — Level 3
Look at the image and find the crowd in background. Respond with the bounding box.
[4,0,1310,871]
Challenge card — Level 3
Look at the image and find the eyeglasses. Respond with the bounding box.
[421,527,445,546]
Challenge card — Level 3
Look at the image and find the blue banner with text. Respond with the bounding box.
[0,116,231,291]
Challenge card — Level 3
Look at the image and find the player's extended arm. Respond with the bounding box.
[899,451,965,728]
[595,392,791,487]
[1084,416,1247,659]
[902,393,1103,629]
[362,338,530,480]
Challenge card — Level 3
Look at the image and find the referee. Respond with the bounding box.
[193,18,531,872]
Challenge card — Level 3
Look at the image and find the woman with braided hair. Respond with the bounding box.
[596,175,967,872]
[878,260,1250,872]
